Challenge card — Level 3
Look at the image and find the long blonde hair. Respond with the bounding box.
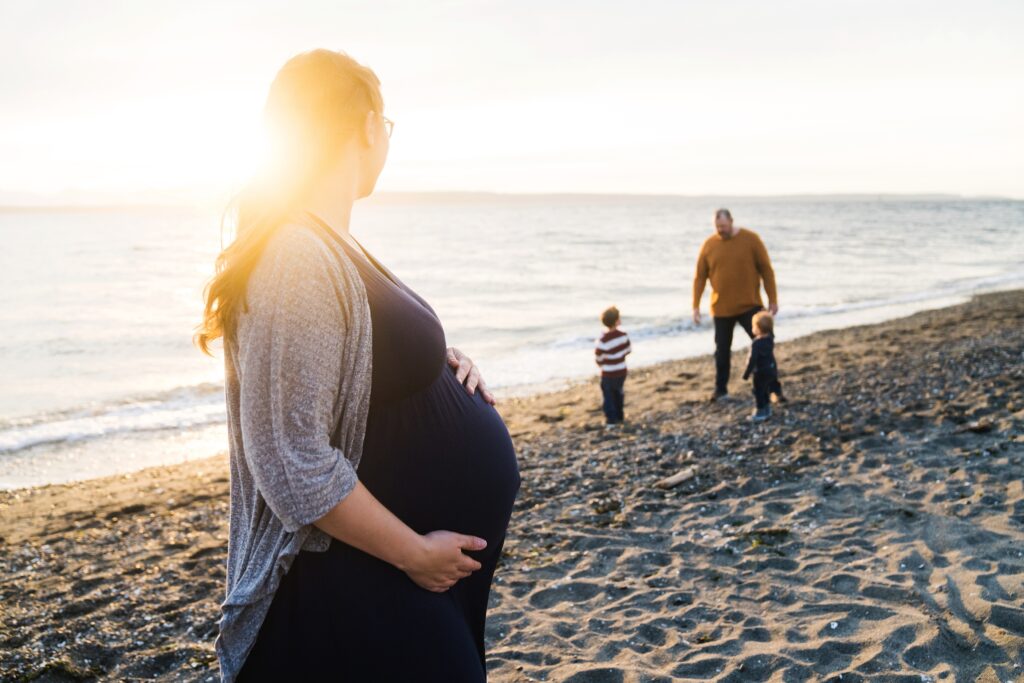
[194,49,383,355]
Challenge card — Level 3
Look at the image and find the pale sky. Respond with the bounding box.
[1,0,1022,202]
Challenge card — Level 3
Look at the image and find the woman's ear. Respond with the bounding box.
[360,110,377,148]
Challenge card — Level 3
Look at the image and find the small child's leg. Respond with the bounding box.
[615,378,625,423]
[600,377,618,424]
[749,378,771,421]
[753,378,770,410]
[600,382,609,423]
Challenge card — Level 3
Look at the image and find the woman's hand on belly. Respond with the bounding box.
[446,347,496,405]
[312,480,488,593]
[404,530,488,592]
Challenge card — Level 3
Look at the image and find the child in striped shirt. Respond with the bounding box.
[595,306,632,427]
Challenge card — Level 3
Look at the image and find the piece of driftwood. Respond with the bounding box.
[654,466,696,489]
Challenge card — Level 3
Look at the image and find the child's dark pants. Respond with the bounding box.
[600,375,625,423]
[752,371,775,410]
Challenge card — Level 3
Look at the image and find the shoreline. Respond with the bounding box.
[4,278,1022,493]
[2,289,1023,680]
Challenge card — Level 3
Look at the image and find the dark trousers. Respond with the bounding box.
[600,375,625,423]
[753,372,775,409]
[752,373,783,409]
[713,306,761,393]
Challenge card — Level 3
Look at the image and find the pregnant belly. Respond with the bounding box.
[357,366,522,544]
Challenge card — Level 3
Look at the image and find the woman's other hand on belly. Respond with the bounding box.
[447,347,496,405]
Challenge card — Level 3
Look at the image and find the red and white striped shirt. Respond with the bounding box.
[594,328,631,378]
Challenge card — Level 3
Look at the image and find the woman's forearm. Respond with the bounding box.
[311,480,425,571]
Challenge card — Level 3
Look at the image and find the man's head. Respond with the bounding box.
[714,208,735,239]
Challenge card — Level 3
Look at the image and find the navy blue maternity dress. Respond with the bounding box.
[236,218,521,681]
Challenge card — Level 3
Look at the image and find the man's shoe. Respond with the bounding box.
[709,389,729,403]
[751,406,771,422]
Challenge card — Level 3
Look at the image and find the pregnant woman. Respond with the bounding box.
[195,49,521,681]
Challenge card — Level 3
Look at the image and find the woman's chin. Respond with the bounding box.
[356,179,379,200]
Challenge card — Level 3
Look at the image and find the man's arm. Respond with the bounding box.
[752,234,778,313]
[692,242,709,323]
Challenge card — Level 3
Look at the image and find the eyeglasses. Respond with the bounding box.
[382,115,394,138]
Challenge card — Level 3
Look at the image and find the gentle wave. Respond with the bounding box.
[0,383,226,454]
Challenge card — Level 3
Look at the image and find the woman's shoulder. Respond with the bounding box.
[266,221,343,268]
[256,222,360,282]
[244,221,363,312]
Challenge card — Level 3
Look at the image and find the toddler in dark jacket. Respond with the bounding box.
[742,311,783,422]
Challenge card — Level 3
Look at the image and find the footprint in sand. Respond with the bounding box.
[529,581,602,608]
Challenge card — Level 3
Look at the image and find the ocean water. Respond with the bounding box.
[1,195,1022,488]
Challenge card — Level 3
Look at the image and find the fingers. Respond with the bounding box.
[455,358,471,384]
[458,535,487,551]
[458,556,483,572]
[447,349,493,402]
[430,574,465,592]
[465,365,481,394]
[437,567,473,591]
[477,375,496,404]
[421,576,463,592]
[422,562,476,592]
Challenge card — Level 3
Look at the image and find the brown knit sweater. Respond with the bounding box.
[692,228,778,318]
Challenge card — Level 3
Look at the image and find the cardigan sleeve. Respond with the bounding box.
[235,226,360,533]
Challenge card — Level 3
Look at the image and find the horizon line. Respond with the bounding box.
[0,189,1018,211]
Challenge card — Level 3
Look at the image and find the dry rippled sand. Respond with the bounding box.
[2,290,1022,682]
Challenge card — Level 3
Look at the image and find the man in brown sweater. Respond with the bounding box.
[692,208,779,401]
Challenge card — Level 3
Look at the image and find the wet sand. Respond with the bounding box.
[2,290,1023,681]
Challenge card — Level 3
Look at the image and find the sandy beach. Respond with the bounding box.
[2,289,1023,681]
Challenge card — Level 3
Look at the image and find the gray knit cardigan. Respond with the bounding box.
[214,215,373,682]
